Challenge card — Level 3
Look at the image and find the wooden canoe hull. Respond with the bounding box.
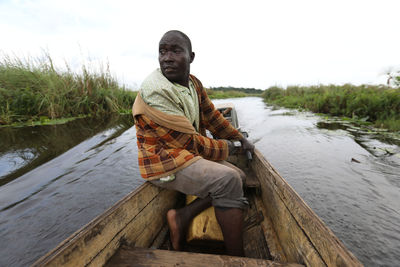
[251,149,362,266]
[32,183,179,267]
[33,150,362,267]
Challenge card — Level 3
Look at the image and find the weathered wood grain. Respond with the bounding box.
[243,223,271,259]
[105,246,305,267]
[251,149,363,267]
[150,225,169,249]
[244,173,261,189]
[32,183,178,267]
[89,188,178,266]
[253,196,287,262]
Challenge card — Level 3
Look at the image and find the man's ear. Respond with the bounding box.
[190,52,195,63]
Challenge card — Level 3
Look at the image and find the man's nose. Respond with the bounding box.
[162,51,174,62]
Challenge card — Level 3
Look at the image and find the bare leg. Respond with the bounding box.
[167,196,212,250]
[215,207,244,256]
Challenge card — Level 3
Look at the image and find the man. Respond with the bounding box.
[132,30,254,256]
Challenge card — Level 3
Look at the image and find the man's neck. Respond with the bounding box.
[175,78,189,88]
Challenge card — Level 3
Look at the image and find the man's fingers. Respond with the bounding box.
[241,138,255,152]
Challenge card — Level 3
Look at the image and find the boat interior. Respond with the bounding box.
[105,155,296,266]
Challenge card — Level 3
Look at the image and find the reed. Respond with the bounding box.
[207,89,248,99]
[0,54,136,126]
[263,84,400,131]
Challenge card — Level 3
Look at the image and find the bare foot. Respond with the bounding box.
[166,209,184,251]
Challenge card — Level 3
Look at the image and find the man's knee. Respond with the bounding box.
[211,168,247,209]
[218,160,246,183]
[226,169,243,190]
[215,168,243,196]
[237,169,246,183]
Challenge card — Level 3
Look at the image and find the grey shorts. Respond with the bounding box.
[150,159,248,209]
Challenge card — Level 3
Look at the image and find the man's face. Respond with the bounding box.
[158,33,194,86]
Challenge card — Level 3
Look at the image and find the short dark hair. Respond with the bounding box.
[163,30,192,53]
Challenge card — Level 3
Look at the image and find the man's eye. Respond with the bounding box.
[174,49,182,53]
[159,50,166,55]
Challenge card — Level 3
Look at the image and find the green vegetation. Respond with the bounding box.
[0,54,136,126]
[209,86,263,95]
[207,89,248,99]
[207,86,263,99]
[263,84,400,132]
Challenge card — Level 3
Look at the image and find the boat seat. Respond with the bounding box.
[105,246,305,267]
[186,195,223,243]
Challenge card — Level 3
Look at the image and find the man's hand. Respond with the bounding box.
[240,137,255,153]
[225,138,254,156]
[225,140,235,155]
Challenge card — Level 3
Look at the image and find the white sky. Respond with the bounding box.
[1,0,399,89]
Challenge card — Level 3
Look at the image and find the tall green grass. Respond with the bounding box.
[263,84,400,131]
[207,89,248,99]
[0,54,136,125]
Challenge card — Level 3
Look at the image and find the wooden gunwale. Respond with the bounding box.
[32,183,178,267]
[251,149,362,266]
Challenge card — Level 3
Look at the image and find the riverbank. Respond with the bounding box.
[263,84,400,132]
[207,89,248,99]
[207,86,263,99]
[0,54,263,127]
[0,55,136,127]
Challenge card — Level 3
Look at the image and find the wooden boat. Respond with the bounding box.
[33,105,362,267]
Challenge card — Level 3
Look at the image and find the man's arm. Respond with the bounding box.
[195,80,254,153]
[197,84,243,140]
[137,114,230,162]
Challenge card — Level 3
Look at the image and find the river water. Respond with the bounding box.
[0,97,399,266]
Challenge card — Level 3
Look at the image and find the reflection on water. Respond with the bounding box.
[0,115,142,266]
[0,97,399,267]
[0,115,134,186]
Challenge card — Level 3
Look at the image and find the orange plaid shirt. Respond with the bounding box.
[134,75,243,180]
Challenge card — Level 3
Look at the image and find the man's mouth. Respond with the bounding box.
[163,66,176,72]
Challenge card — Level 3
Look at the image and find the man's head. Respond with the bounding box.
[159,30,195,87]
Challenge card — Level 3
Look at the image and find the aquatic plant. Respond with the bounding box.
[0,53,136,126]
[263,84,400,131]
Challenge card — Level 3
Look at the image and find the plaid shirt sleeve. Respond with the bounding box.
[135,114,229,179]
[192,77,244,140]
[192,134,228,161]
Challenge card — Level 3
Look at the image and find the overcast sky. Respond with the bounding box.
[1,0,399,89]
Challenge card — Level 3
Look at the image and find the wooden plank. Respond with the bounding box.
[253,196,287,262]
[106,246,305,267]
[252,149,363,267]
[33,182,178,267]
[89,188,178,267]
[243,225,271,259]
[242,194,270,259]
[244,173,260,189]
[150,225,169,249]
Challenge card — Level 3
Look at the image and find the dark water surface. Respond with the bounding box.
[0,115,142,266]
[1,97,399,266]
